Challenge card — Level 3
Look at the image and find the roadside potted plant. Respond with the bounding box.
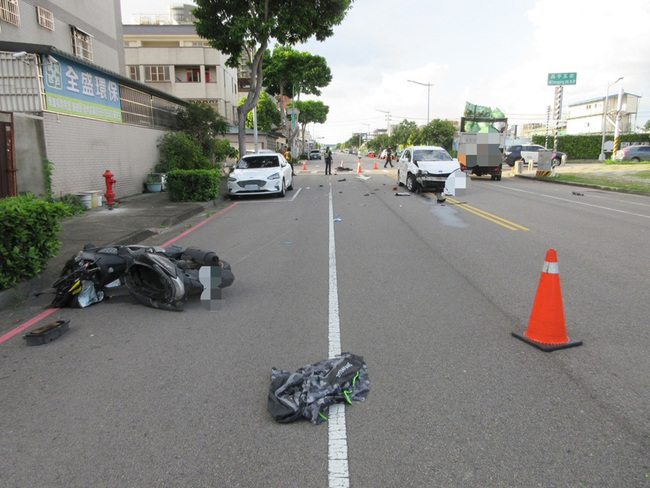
[144,174,163,193]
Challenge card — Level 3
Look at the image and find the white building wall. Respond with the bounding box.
[43,113,166,198]
[566,93,640,135]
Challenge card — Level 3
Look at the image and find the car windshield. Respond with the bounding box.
[413,149,452,162]
[236,156,279,169]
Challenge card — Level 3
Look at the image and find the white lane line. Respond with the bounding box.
[328,182,350,488]
[237,187,302,203]
[498,185,650,219]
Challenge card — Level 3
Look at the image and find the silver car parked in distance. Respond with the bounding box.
[615,145,650,162]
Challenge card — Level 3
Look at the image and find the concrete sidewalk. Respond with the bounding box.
[0,191,223,311]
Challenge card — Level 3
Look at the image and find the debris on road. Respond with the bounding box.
[395,192,411,196]
[24,319,70,345]
[268,353,370,424]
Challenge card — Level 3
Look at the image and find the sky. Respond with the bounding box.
[121,0,650,144]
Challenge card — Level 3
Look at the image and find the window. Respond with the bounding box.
[0,0,20,25]
[71,26,93,61]
[145,66,170,82]
[128,66,140,81]
[186,68,200,83]
[37,6,54,30]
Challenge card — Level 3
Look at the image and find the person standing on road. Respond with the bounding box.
[324,146,333,175]
[284,146,295,175]
[384,146,393,168]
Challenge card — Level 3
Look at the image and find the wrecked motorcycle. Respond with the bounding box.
[46,244,234,311]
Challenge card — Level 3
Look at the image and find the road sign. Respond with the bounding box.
[548,73,577,86]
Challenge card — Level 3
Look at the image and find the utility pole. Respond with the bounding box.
[376,109,391,136]
[599,77,623,161]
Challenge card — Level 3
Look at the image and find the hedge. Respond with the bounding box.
[532,133,650,159]
[166,169,221,202]
[0,195,71,290]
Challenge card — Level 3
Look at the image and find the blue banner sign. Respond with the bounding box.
[42,55,123,122]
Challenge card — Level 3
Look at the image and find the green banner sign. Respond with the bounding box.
[548,73,577,86]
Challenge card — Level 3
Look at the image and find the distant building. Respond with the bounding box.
[566,92,641,135]
[123,24,240,125]
[520,121,567,139]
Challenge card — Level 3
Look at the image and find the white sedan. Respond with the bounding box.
[397,145,460,202]
[227,153,294,198]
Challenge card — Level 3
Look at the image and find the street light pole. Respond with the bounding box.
[599,77,623,161]
[407,80,433,125]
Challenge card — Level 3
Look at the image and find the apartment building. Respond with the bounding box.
[123,24,239,125]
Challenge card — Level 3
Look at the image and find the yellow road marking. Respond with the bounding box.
[446,197,530,231]
[387,173,529,231]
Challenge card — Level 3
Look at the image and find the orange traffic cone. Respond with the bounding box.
[357,159,362,173]
[302,160,307,170]
[373,160,378,170]
[512,249,582,352]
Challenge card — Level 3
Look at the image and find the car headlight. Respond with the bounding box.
[228,176,237,182]
[268,172,280,180]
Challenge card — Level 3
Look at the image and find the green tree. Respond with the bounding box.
[410,119,456,151]
[263,46,332,150]
[239,91,281,132]
[292,100,329,153]
[172,102,230,162]
[644,119,650,131]
[367,134,391,153]
[157,132,211,172]
[392,120,418,147]
[194,0,353,157]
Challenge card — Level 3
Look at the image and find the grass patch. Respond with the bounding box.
[547,173,650,193]
[603,160,650,166]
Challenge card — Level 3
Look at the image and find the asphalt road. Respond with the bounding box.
[1,153,649,487]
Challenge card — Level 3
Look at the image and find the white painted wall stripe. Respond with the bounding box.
[328,183,350,488]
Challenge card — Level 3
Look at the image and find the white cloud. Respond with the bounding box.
[121,0,650,142]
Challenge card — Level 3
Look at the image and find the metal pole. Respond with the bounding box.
[253,107,258,153]
[426,83,430,125]
[407,80,433,125]
[613,85,624,157]
[599,77,623,161]
[545,105,550,148]
[553,86,563,152]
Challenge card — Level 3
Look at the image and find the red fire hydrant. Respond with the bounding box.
[103,170,116,210]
